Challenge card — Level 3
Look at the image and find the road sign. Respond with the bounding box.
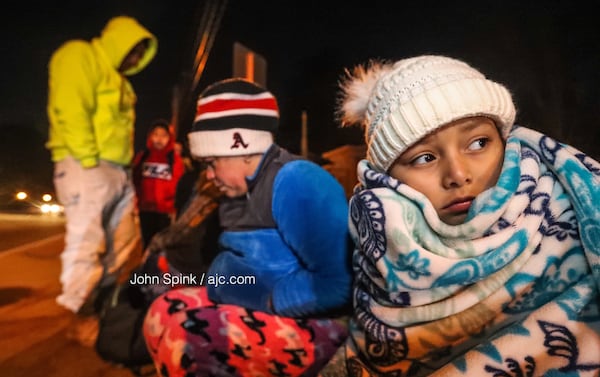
[233,42,267,87]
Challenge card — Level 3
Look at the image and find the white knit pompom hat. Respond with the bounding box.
[338,55,516,172]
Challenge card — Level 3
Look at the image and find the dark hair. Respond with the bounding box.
[148,118,171,134]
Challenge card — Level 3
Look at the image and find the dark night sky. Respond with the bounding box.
[1,0,600,197]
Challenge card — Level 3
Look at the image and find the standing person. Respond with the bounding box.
[133,119,185,248]
[143,78,353,376]
[319,55,600,376]
[46,15,157,345]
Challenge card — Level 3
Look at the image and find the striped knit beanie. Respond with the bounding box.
[338,55,516,172]
[188,78,279,158]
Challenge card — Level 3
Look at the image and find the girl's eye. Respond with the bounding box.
[411,153,435,166]
[468,137,489,151]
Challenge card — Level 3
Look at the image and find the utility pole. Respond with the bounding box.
[301,111,308,158]
[172,0,227,138]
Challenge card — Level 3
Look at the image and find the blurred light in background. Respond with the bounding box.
[40,203,62,214]
[8,190,63,215]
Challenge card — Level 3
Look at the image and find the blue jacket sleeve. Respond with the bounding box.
[270,160,353,317]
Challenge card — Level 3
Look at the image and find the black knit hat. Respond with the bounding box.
[188,78,279,158]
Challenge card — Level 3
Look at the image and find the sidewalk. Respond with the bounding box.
[0,234,143,377]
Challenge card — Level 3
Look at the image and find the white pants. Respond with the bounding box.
[53,156,142,313]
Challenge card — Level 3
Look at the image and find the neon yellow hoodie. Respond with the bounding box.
[46,16,158,168]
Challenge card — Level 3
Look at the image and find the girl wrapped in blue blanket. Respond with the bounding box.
[320,55,600,377]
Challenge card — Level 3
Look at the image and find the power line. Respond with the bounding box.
[191,0,228,92]
[172,0,227,139]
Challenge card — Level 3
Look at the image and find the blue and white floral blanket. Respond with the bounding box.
[328,126,600,377]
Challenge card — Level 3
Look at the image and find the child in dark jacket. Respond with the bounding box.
[133,119,184,248]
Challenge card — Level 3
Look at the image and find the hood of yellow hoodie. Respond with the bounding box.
[97,16,158,76]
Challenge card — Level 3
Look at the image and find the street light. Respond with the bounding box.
[12,190,64,215]
[41,203,62,214]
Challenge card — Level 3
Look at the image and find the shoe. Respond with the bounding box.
[66,314,99,348]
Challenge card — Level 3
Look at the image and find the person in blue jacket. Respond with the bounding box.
[143,78,352,377]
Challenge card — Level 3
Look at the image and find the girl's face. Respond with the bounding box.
[388,116,504,225]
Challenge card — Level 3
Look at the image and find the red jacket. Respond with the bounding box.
[132,132,184,214]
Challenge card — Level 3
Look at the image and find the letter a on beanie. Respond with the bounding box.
[188,78,279,158]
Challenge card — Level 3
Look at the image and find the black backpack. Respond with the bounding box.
[95,280,154,375]
[95,171,222,374]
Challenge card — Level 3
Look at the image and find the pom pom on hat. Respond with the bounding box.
[337,55,516,172]
[337,60,396,127]
[188,78,279,158]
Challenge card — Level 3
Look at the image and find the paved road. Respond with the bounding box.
[0,213,65,252]
[0,226,150,377]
